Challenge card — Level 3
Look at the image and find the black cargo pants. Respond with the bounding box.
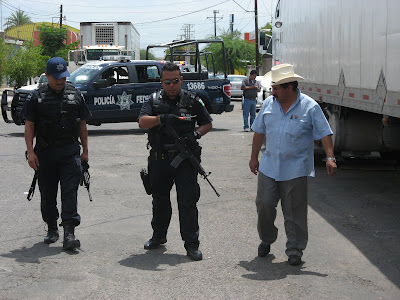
[36,142,82,226]
[148,148,201,250]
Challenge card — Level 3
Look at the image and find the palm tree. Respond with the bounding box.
[4,9,32,31]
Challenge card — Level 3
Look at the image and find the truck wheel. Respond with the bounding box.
[380,151,400,162]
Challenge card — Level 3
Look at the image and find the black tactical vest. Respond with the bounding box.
[148,90,197,149]
[35,83,81,146]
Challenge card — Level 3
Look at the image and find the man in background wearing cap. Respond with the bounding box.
[249,64,337,265]
[22,57,91,251]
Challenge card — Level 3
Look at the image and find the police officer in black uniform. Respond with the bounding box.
[138,62,213,261]
[22,57,91,251]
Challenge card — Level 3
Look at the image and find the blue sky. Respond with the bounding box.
[1,0,273,55]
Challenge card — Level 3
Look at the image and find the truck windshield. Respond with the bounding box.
[68,65,103,85]
[87,49,120,60]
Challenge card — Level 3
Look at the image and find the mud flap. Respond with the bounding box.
[1,90,14,123]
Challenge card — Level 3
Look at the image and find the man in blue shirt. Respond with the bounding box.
[249,64,337,265]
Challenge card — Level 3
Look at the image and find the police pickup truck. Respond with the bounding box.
[2,39,233,126]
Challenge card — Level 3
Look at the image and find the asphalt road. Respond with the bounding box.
[1,102,399,299]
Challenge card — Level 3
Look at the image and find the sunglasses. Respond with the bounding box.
[162,78,180,85]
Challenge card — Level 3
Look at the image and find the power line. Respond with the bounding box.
[2,0,57,17]
[232,0,253,12]
[132,0,230,25]
[20,0,207,9]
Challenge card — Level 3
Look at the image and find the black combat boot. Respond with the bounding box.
[63,224,81,250]
[44,221,59,244]
[186,248,203,261]
[144,238,167,250]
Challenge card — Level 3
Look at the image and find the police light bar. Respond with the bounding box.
[101,55,131,62]
[173,61,187,65]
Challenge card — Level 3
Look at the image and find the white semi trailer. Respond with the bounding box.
[68,22,140,72]
[271,0,400,159]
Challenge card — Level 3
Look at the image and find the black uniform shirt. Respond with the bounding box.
[22,84,91,123]
[139,90,213,126]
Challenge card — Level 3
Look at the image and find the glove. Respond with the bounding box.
[193,130,202,139]
[159,114,190,126]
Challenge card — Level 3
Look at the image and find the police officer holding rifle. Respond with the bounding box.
[138,62,213,261]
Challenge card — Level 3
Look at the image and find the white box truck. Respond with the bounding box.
[271,0,400,159]
[68,22,140,72]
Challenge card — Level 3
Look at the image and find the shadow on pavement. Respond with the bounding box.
[238,255,328,281]
[88,128,147,136]
[0,242,77,263]
[119,247,191,271]
[308,165,400,288]
[210,128,230,132]
[0,132,25,138]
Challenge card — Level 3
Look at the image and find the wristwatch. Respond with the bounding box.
[326,157,336,163]
[194,130,202,139]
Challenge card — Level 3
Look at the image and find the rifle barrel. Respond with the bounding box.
[204,176,220,197]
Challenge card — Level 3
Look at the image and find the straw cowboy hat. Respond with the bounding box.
[271,63,304,86]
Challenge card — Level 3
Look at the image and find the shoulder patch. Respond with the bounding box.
[198,99,205,107]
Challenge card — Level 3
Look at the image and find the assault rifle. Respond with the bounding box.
[80,161,93,201]
[27,172,37,201]
[25,151,37,201]
[167,125,220,197]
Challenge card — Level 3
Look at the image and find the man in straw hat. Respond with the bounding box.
[249,64,337,265]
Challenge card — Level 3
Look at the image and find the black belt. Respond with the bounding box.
[150,148,177,160]
[54,137,78,145]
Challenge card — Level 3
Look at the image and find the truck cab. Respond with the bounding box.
[68,45,135,73]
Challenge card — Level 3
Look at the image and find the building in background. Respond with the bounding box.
[5,22,79,46]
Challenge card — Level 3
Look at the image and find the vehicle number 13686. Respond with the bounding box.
[187,82,205,90]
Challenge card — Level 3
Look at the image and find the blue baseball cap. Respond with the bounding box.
[46,57,70,79]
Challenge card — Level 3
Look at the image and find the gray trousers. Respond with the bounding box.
[256,172,308,257]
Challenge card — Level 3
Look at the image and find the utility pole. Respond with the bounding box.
[254,0,259,73]
[230,14,234,35]
[59,5,63,27]
[181,24,194,63]
[182,23,194,40]
[207,10,222,38]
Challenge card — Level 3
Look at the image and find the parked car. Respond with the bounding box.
[19,73,48,92]
[227,74,246,99]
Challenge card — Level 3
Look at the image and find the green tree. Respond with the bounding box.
[140,49,156,60]
[0,39,7,85]
[202,30,255,74]
[3,42,43,88]
[38,24,79,60]
[261,22,272,32]
[4,9,32,31]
